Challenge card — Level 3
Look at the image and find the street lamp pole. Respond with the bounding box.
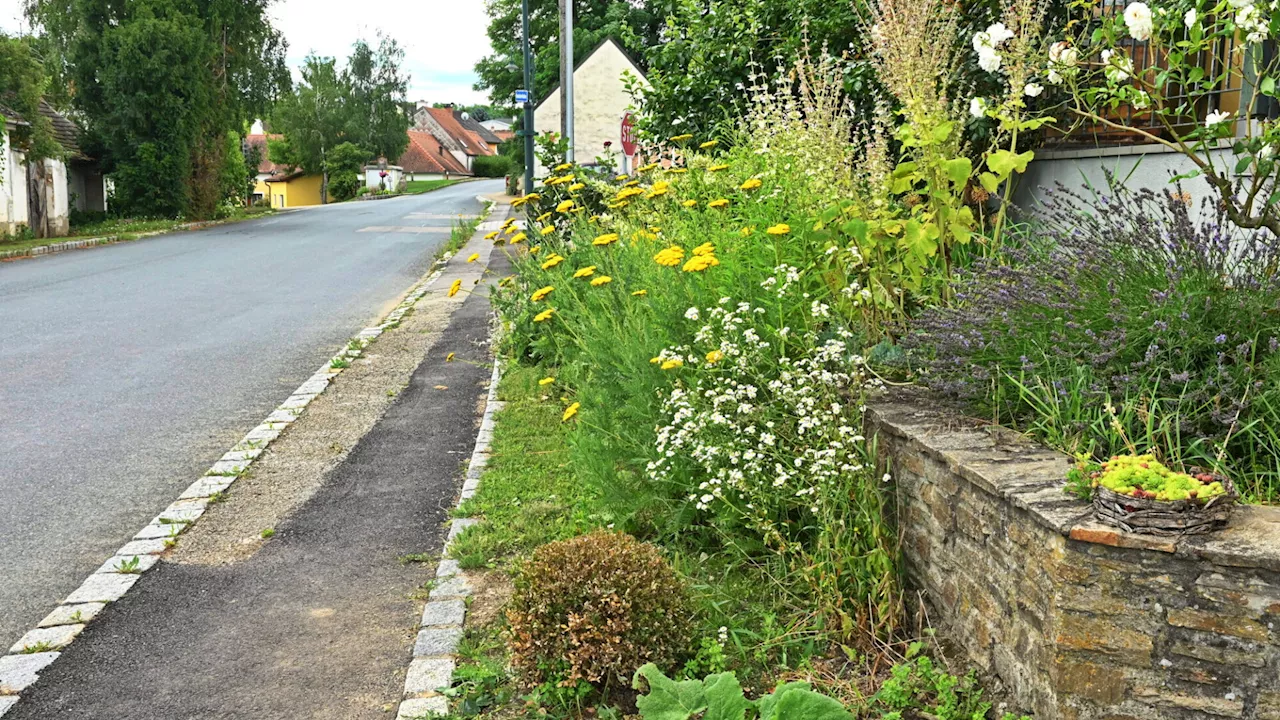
[521,0,535,195]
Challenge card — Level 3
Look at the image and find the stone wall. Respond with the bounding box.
[866,392,1280,720]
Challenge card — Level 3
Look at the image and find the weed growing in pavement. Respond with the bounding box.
[163,538,178,549]
[19,641,56,654]
[398,552,435,564]
[259,528,275,539]
[330,357,351,369]
[113,556,142,574]
[207,491,228,504]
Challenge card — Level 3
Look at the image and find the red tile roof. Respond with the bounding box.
[244,133,284,174]
[397,131,470,175]
[425,107,496,157]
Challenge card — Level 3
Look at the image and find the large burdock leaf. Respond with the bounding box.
[633,664,706,720]
[702,671,753,720]
[757,682,854,720]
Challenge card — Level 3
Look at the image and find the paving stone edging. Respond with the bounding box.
[394,356,503,720]
[0,197,497,718]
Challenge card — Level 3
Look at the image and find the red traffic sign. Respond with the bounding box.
[621,113,638,156]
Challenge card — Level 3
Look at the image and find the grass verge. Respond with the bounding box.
[0,206,274,257]
[404,179,463,195]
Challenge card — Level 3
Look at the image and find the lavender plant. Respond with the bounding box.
[906,176,1280,501]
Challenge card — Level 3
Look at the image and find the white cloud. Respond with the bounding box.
[0,0,494,104]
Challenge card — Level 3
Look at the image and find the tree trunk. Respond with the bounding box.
[321,170,329,205]
[27,160,48,239]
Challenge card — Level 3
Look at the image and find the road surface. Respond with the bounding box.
[0,179,502,650]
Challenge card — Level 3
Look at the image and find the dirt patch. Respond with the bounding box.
[465,570,514,629]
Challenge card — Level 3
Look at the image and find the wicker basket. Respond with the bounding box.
[1093,471,1238,536]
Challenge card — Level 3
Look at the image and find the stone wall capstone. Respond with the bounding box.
[866,391,1280,720]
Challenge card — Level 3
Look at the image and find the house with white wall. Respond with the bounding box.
[532,37,648,179]
[1,102,103,238]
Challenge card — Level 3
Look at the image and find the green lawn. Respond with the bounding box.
[0,207,274,257]
[401,179,462,194]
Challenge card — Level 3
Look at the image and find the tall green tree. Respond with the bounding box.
[268,55,347,204]
[26,0,289,219]
[473,0,672,103]
[0,33,63,170]
[342,35,411,162]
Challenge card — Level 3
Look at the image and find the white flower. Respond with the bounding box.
[685,307,700,321]
[1047,41,1078,84]
[1024,82,1044,97]
[1236,3,1269,42]
[1131,90,1151,110]
[977,47,1002,73]
[1184,8,1198,26]
[1228,0,1252,9]
[1102,49,1133,82]
[1205,109,1232,127]
[969,97,988,117]
[1123,2,1154,41]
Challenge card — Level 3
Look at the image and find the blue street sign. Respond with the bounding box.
[515,89,530,104]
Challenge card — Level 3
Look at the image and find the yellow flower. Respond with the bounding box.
[693,242,715,256]
[511,196,528,207]
[448,279,462,297]
[624,180,641,187]
[653,246,685,267]
[682,199,697,208]
[708,163,729,172]
[536,212,552,222]
[589,215,600,223]
[615,174,629,181]
[568,182,585,192]
[699,139,719,149]
[531,286,555,302]
[607,201,629,209]
[650,356,661,364]
[616,186,644,201]
[661,358,684,370]
[740,177,763,191]
[666,167,688,174]
[554,162,573,172]
[540,225,556,236]
[446,352,456,362]
[534,308,555,322]
[467,253,480,263]
[649,226,661,234]
[740,226,755,237]
[651,180,670,192]
[634,230,658,241]
[682,254,719,272]
[766,223,790,235]
[631,289,648,296]
[530,245,541,254]
[556,199,575,213]
[706,349,724,364]
[484,231,499,240]
[539,376,555,386]
[647,187,669,198]
[707,198,729,209]
[562,402,580,421]
[637,162,659,172]
[540,254,564,270]
[593,233,619,246]
[669,133,694,142]
[525,193,541,202]
[573,266,596,278]
[510,232,528,244]
[590,275,612,286]
[571,207,585,214]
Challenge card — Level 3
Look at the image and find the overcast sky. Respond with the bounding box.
[0,0,494,106]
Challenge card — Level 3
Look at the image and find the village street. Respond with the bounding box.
[0,179,500,654]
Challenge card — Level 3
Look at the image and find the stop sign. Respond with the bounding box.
[621,113,638,156]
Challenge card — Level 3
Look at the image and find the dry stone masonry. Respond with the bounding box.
[867,391,1280,720]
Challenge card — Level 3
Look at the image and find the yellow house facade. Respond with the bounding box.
[256,172,330,208]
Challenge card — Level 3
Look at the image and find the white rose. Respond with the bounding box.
[1184,8,1198,26]
[1131,90,1151,110]
[1205,109,1232,127]
[970,97,988,117]
[1024,82,1044,97]
[986,22,1015,46]
[977,48,1003,73]
[1102,49,1132,82]
[1123,2,1154,41]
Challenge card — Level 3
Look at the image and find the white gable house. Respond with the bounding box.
[533,37,648,178]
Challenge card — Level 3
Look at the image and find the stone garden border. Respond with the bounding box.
[0,197,497,717]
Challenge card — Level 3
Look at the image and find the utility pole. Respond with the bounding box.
[563,0,575,162]
[521,0,535,195]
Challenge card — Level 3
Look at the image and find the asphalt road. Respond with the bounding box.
[0,179,502,651]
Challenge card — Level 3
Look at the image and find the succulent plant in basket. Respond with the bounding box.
[1068,454,1238,536]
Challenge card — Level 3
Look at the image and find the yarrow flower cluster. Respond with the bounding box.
[646,267,880,544]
